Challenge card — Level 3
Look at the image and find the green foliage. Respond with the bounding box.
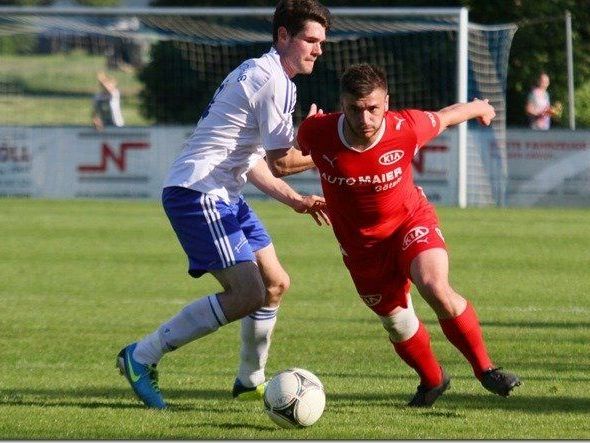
[464,0,590,127]
[0,35,36,55]
[574,79,590,127]
[1,199,590,438]
[138,42,266,124]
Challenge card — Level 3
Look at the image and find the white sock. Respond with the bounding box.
[133,294,228,365]
[237,307,278,387]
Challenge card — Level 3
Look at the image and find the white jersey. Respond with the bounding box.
[93,89,124,127]
[164,47,297,202]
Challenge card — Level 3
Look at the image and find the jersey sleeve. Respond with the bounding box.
[402,109,441,148]
[252,75,296,151]
[296,116,315,156]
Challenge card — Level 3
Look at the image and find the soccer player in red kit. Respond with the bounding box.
[297,63,521,407]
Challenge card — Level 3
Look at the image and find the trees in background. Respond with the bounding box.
[145,0,590,127]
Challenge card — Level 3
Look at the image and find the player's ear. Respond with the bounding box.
[385,93,390,109]
[277,26,289,44]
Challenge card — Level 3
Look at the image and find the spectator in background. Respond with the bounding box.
[92,71,124,131]
[525,72,561,130]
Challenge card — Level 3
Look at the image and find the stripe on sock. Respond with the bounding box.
[248,307,278,321]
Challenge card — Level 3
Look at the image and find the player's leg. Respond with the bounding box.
[407,226,520,396]
[117,187,266,408]
[343,246,448,407]
[233,243,289,399]
[378,294,451,407]
[233,197,290,399]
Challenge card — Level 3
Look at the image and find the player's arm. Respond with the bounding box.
[266,104,323,177]
[265,146,315,177]
[97,71,118,95]
[435,98,496,134]
[247,157,330,226]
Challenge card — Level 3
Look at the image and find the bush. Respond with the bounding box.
[0,35,37,55]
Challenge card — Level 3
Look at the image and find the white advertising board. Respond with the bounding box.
[1,126,589,207]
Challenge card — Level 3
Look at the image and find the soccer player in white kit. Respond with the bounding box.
[116,0,331,409]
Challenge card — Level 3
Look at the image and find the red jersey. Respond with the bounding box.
[297,109,440,251]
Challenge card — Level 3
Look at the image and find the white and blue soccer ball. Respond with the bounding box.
[263,368,326,429]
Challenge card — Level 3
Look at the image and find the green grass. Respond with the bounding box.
[1,199,589,439]
[0,51,151,126]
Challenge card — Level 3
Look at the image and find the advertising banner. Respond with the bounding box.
[1,126,589,207]
[0,127,33,197]
[505,130,590,206]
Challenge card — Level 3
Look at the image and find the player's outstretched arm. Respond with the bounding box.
[247,158,330,226]
[266,104,324,177]
[266,147,316,177]
[435,98,496,134]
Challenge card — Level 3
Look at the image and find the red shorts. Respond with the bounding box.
[341,202,446,316]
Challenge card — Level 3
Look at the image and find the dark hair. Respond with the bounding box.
[340,63,388,98]
[272,0,331,44]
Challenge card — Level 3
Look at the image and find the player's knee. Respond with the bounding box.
[416,276,449,301]
[379,299,420,342]
[266,272,290,305]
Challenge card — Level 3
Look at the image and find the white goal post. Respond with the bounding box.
[0,6,516,206]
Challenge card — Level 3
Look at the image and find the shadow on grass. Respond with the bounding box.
[328,390,590,414]
[3,383,589,416]
[0,386,242,411]
[174,422,276,432]
[480,320,590,329]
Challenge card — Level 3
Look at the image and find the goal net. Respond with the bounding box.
[0,7,516,206]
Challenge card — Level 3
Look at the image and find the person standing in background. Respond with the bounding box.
[92,71,124,131]
[525,72,560,130]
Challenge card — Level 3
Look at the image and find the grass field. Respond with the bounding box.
[0,51,151,126]
[1,198,589,439]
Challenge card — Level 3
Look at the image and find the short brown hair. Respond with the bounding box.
[272,0,331,44]
[340,63,388,98]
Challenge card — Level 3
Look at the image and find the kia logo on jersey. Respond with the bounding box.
[378,150,404,165]
[402,226,429,250]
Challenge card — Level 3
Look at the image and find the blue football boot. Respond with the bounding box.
[117,342,166,409]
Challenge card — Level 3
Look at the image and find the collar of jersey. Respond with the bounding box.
[337,113,387,153]
[268,46,291,80]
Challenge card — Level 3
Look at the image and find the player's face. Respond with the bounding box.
[279,20,326,77]
[341,88,389,144]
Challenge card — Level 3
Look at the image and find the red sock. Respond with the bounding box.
[392,322,443,388]
[439,301,493,379]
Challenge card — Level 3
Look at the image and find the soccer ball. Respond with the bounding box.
[263,368,326,429]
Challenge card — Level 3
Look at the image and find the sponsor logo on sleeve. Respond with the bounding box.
[425,112,437,127]
[394,116,406,130]
[402,226,429,250]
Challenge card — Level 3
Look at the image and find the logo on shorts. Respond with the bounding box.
[378,150,404,166]
[435,227,445,242]
[402,226,429,250]
[361,294,382,307]
[234,236,248,253]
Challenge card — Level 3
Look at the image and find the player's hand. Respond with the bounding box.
[293,195,331,226]
[474,98,495,126]
[306,103,324,118]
